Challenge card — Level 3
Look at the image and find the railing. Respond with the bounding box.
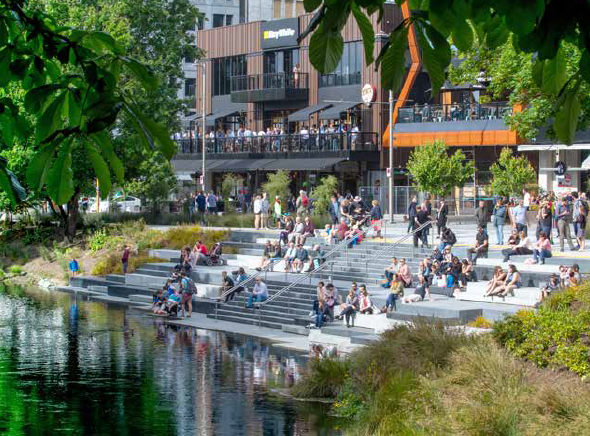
[174,132,379,154]
[363,220,436,277]
[230,72,309,93]
[319,72,362,88]
[397,102,512,123]
[213,228,365,320]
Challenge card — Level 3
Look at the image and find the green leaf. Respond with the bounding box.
[452,19,474,52]
[579,51,590,84]
[429,9,454,38]
[351,3,375,65]
[26,145,55,191]
[124,102,176,159]
[82,31,125,55]
[532,59,545,88]
[24,84,62,114]
[382,26,408,92]
[86,142,112,200]
[416,24,448,94]
[0,114,14,147]
[0,162,17,207]
[309,26,344,74]
[37,92,66,142]
[120,56,158,91]
[484,15,509,49]
[554,89,580,145]
[66,90,82,126]
[542,46,566,95]
[0,19,7,46]
[90,132,124,183]
[0,48,11,87]
[47,141,74,205]
[304,0,322,13]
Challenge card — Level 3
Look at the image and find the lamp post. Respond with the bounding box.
[388,90,394,223]
[195,60,207,193]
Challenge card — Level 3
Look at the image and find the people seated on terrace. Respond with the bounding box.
[307,244,325,272]
[293,244,309,273]
[506,229,520,248]
[178,246,193,274]
[321,224,335,245]
[340,199,353,224]
[440,246,454,270]
[152,288,167,314]
[381,257,399,288]
[438,227,457,251]
[337,217,350,241]
[484,266,507,297]
[467,226,489,265]
[401,275,431,303]
[226,267,248,302]
[358,286,373,314]
[381,274,404,313]
[193,241,208,265]
[537,273,560,305]
[283,242,297,273]
[445,257,462,289]
[349,282,358,297]
[209,242,223,265]
[567,264,582,286]
[458,259,477,289]
[430,247,443,262]
[299,216,315,245]
[337,288,359,328]
[502,230,533,262]
[220,271,235,302]
[289,216,305,243]
[487,264,521,299]
[165,288,181,316]
[558,265,569,286]
[398,258,412,287]
[280,216,294,245]
[256,240,273,272]
[532,232,552,265]
[314,283,337,328]
[345,225,364,248]
[310,281,325,317]
[246,277,268,308]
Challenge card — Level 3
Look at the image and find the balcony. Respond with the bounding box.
[397,102,512,123]
[230,72,309,103]
[174,132,379,155]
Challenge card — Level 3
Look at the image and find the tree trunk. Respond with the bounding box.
[65,191,80,242]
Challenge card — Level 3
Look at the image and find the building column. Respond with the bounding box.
[538,149,553,193]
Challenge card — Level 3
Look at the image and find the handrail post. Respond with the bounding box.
[215,300,218,320]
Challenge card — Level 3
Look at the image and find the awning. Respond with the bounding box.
[318,102,361,120]
[176,172,193,181]
[288,103,333,123]
[262,158,346,171]
[210,159,273,172]
[205,108,242,126]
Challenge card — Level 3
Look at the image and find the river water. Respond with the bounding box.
[0,285,338,436]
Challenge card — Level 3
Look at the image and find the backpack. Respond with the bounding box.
[302,197,309,207]
[448,230,457,245]
[186,278,198,294]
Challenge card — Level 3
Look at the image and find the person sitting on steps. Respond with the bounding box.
[293,243,309,273]
[381,257,399,288]
[401,275,431,303]
[283,242,297,272]
[398,258,412,288]
[537,273,560,306]
[502,230,533,262]
[483,266,507,297]
[381,274,404,312]
[467,226,488,264]
[358,285,373,314]
[486,264,521,300]
[246,277,268,308]
[337,288,359,328]
[532,232,552,264]
[220,271,235,302]
[438,227,457,252]
[256,240,272,272]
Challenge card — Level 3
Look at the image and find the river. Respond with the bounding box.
[0,284,338,435]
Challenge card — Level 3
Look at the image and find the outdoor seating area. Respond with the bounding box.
[397,102,513,123]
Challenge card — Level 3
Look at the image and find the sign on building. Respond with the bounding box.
[261,18,299,50]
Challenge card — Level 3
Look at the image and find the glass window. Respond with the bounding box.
[319,41,362,87]
[212,55,247,96]
[226,15,233,26]
[197,16,204,30]
[185,78,196,96]
[213,14,224,28]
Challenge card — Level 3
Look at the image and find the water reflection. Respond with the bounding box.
[0,285,337,435]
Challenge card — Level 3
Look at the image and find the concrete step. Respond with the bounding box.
[87,285,108,294]
[129,294,153,304]
[455,282,538,307]
[320,325,375,338]
[206,313,284,330]
[474,258,560,273]
[388,303,482,323]
[350,334,380,345]
[105,274,126,283]
[281,325,310,335]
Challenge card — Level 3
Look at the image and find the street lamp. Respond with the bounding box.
[195,60,206,193]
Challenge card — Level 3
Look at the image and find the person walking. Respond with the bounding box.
[206,192,217,214]
[492,199,507,245]
[436,199,448,238]
[407,196,418,233]
[370,199,383,238]
[510,199,528,236]
[121,245,130,274]
[253,194,262,229]
[261,192,270,229]
[556,197,576,252]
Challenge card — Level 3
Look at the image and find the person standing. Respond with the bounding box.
[510,199,528,236]
[206,191,217,214]
[556,197,576,252]
[575,201,587,251]
[370,199,383,238]
[329,195,340,230]
[537,200,553,240]
[196,191,206,215]
[253,194,262,229]
[69,258,79,277]
[475,200,489,234]
[188,193,195,221]
[522,188,531,209]
[121,245,130,274]
[436,199,448,238]
[572,192,588,249]
[261,192,270,229]
[407,196,418,233]
[492,199,507,245]
[414,205,431,248]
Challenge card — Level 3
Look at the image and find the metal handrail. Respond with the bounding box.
[363,220,436,276]
[213,227,366,319]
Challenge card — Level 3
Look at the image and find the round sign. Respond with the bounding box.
[361,84,377,104]
[555,160,567,176]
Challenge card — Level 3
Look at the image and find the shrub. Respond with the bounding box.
[291,357,349,399]
[468,316,494,329]
[92,253,166,276]
[9,265,23,275]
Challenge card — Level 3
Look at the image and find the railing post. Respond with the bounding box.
[215,300,218,320]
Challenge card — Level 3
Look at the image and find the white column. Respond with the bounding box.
[538,150,552,192]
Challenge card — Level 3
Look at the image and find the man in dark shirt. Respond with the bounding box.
[293,244,309,273]
[220,271,235,302]
[467,226,489,264]
[196,191,206,214]
[413,205,430,248]
[121,245,130,274]
[407,196,418,233]
[474,200,489,234]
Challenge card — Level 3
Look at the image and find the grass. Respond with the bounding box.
[293,322,590,435]
[91,254,167,276]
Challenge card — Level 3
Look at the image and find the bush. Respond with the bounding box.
[493,283,590,377]
[92,253,166,276]
[291,357,349,399]
[468,316,494,329]
[9,265,23,275]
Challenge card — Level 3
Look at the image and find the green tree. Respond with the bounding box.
[124,151,177,213]
[262,171,291,208]
[301,0,590,145]
[221,174,243,211]
[407,140,475,198]
[489,147,537,198]
[310,175,338,216]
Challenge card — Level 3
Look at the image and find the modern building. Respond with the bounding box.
[173,2,587,210]
[243,0,304,22]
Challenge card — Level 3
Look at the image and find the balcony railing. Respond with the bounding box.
[319,72,362,88]
[397,102,513,123]
[174,132,379,154]
[230,72,309,93]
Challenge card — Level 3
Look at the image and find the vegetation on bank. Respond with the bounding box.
[294,284,590,435]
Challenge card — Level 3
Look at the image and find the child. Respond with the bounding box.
[537,273,560,305]
[69,258,79,276]
[321,224,334,244]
